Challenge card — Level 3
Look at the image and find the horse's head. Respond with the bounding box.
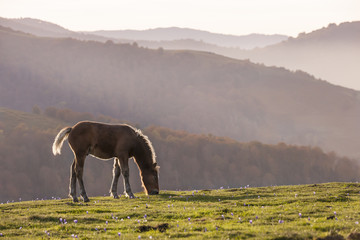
[142,162,160,195]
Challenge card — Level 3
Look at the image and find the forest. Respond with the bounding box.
[1,23,360,203]
[1,25,360,160]
[1,107,359,202]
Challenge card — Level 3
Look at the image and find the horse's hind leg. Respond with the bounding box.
[75,154,90,202]
[69,160,78,202]
[119,157,135,199]
[110,158,121,199]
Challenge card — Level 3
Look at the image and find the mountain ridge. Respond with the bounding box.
[232,21,360,90]
[2,17,358,89]
[1,25,360,159]
[89,26,288,49]
[0,17,288,49]
[89,21,360,90]
[132,22,360,90]
[0,17,117,42]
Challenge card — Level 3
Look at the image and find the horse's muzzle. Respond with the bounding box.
[149,189,159,195]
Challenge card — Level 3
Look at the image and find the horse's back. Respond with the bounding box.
[68,121,136,159]
[70,121,134,136]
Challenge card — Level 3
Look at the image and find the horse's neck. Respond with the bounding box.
[133,140,153,170]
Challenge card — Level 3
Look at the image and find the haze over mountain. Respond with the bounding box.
[1,26,360,160]
[89,27,288,49]
[101,21,359,90]
[0,17,115,42]
[2,17,358,90]
[128,21,360,91]
[2,107,359,202]
[231,21,360,90]
[0,17,288,49]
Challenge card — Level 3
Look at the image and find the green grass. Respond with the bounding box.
[1,182,360,239]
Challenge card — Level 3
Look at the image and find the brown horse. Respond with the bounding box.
[52,121,159,202]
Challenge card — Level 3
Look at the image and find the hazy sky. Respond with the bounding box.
[0,0,359,36]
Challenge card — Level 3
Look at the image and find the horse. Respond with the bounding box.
[52,121,159,202]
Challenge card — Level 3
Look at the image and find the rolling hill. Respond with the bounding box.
[0,17,288,49]
[231,21,360,90]
[89,27,288,49]
[1,107,359,202]
[1,183,360,239]
[91,21,360,90]
[2,17,357,89]
[123,22,360,90]
[1,25,360,159]
[0,17,116,42]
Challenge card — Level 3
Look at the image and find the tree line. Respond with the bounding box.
[1,107,358,202]
[2,25,360,159]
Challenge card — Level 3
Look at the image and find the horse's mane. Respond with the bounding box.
[134,128,157,164]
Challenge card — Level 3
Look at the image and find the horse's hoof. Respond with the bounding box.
[110,193,119,199]
[82,197,90,202]
[73,197,79,202]
[125,193,135,199]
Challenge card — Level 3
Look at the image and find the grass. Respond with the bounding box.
[1,182,360,239]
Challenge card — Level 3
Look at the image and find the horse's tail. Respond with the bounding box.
[52,127,72,156]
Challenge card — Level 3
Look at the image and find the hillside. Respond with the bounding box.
[127,22,360,90]
[90,27,288,49]
[0,17,116,42]
[230,21,360,90]
[3,18,357,90]
[91,22,360,90]
[0,17,71,36]
[1,183,360,239]
[1,107,359,202]
[0,17,288,49]
[1,26,360,159]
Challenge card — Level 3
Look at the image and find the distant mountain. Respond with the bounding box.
[0,17,288,49]
[0,17,115,42]
[2,17,358,89]
[1,26,360,159]
[228,21,360,90]
[288,22,360,43]
[0,17,72,37]
[130,22,360,90]
[90,27,288,49]
[91,22,360,90]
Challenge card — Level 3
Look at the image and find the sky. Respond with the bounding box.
[0,0,359,36]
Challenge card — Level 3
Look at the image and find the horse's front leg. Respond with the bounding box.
[109,158,121,199]
[119,157,135,198]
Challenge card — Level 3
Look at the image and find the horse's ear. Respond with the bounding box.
[153,162,160,171]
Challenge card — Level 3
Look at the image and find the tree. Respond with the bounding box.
[32,105,41,115]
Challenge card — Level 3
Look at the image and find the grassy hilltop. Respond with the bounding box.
[1,182,360,239]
